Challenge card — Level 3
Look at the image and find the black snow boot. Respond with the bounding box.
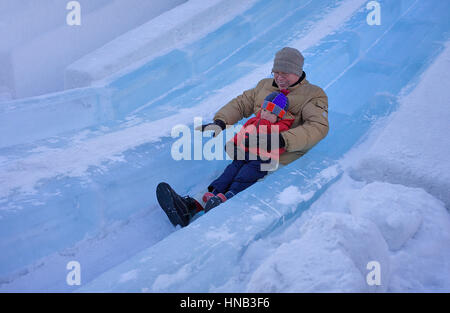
[183,196,204,218]
[156,182,203,227]
[171,195,203,227]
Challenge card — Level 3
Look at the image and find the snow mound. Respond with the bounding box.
[386,185,450,291]
[349,182,423,251]
[297,173,450,292]
[246,212,390,292]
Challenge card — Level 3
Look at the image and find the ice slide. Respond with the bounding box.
[0,0,449,292]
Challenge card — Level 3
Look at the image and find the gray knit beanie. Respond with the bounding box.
[272,47,304,77]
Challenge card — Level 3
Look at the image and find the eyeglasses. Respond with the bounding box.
[272,72,291,78]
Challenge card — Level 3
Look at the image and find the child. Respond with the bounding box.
[202,92,294,211]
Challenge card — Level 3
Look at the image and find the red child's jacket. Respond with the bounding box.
[232,111,294,160]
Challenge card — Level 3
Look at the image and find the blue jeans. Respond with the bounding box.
[208,159,270,197]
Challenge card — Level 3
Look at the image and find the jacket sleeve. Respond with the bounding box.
[213,84,259,125]
[281,94,329,152]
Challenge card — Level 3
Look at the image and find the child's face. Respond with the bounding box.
[260,109,278,123]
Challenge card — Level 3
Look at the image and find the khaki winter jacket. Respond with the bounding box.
[214,76,329,165]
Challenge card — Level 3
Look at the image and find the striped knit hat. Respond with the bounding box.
[261,92,289,118]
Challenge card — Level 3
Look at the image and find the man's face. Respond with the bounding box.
[273,71,300,89]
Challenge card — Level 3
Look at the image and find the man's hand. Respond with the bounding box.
[195,120,226,137]
[244,132,286,152]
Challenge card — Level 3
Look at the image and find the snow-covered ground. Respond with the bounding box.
[0,0,449,293]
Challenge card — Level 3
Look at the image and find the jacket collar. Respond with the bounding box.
[272,71,307,90]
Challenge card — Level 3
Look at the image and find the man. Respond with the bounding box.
[158,47,329,227]
[199,46,329,166]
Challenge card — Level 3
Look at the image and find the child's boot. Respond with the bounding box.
[205,193,226,212]
[202,192,216,203]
